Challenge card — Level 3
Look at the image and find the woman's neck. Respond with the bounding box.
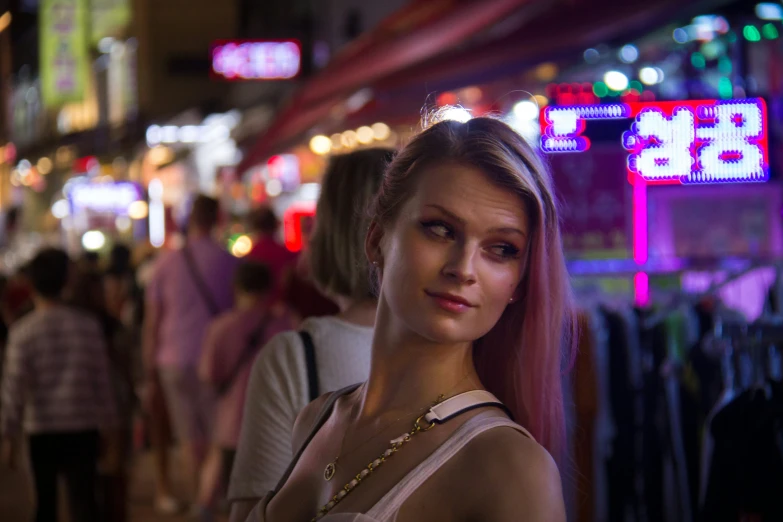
[356,299,484,423]
[334,297,377,328]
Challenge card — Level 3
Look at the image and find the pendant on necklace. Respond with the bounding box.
[324,460,337,481]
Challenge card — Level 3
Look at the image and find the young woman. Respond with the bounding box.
[228,148,394,521]
[242,115,577,522]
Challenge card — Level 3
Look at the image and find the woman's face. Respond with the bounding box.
[374,162,530,344]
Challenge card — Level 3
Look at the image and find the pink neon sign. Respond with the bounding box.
[540,98,769,186]
[211,40,301,81]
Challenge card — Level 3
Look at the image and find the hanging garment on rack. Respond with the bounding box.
[590,308,615,522]
[602,306,647,522]
[698,386,736,511]
[701,380,783,522]
[665,308,700,522]
[620,307,646,522]
[572,311,599,522]
[639,312,668,522]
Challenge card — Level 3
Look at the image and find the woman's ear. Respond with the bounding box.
[365,220,385,267]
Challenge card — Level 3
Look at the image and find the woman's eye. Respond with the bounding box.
[489,244,521,259]
[421,221,453,239]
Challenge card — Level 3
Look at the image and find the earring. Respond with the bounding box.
[372,261,379,266]
[508,298,514,303]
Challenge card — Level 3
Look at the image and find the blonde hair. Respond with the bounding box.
[368,117,577,463]
[309,148,394,301]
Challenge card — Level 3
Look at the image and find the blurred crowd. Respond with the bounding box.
[0,147,389,522]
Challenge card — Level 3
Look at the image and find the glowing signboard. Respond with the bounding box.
[211,40,301,81]
[540,98,769,185]
[69,182,142,214]
[283,201,316,253]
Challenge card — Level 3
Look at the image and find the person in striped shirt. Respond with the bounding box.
[1,248,117,522]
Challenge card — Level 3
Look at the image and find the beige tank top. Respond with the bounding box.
[248,387,534,522]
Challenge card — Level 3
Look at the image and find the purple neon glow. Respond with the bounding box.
[541,136,590,153]
[212,41,301,80]
[634,272,649,306]
[633,177,648,265]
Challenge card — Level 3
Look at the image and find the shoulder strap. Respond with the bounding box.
[182,245,220,316]
[368,412,534,520]
[215,316,271,397]
[299,330,320,403]
[272,383,361,495]
[424,390,514,424]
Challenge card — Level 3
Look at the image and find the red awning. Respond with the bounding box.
[239,0,734,173]
[236,0,530,174]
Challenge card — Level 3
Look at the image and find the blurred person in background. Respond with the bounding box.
[247,206,338,324]
[134,243,179,514]
[0,248,117,522]
[246,206,296,294]
[105,244,137,326]
[68,263,136,522]
[143,194,238,512]
[81,250,101,274]
[228,148,393,521]
[196,261,292,521]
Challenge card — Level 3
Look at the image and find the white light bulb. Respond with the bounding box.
[440,107,472,123]
[619,44,639,64]
[513,100,540,121]
[82,230,107,251]
[604,71,629,91]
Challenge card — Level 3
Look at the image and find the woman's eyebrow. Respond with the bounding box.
[425,204,465,225]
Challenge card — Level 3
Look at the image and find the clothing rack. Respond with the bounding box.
[713,318,783,345]
[641,258,783,329]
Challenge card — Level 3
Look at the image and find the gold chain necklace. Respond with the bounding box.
[322,389,444,482]
[312,396,443,521]
[323,374,472,482]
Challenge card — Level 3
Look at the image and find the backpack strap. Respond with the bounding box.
[271,384,361,495]
[299,331,320,403]
[182,245,220,316]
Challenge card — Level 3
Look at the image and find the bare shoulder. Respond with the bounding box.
[291,392,336,453]
[454,421,565,522]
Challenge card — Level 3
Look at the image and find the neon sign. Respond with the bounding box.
[69,182,142,214]
[211,40,301,81]
[540,98,769,185]
[283,202,316,253]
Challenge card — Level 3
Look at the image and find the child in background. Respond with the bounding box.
[197,261,291,520]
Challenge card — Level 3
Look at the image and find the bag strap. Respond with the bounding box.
[272,383,361,495]
[423,390,513,424]
[299,331,320,403]
[215,316,270,396]
[182,245,220,316]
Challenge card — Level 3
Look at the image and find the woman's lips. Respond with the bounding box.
[425,291,475,313]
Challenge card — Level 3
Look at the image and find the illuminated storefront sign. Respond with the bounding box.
[40,0,90,107]
[540,98,769,304]
[211,40,301,81]
[69,182,142,214]
[146,124,231,146]
[540,98,769,185]
[90,0,131,45]
[283,202,316,252]
[266,154,301,192]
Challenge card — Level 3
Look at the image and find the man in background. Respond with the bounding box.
[143,195,238,512]
[246,206,296,296]
[1,248,117,522]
